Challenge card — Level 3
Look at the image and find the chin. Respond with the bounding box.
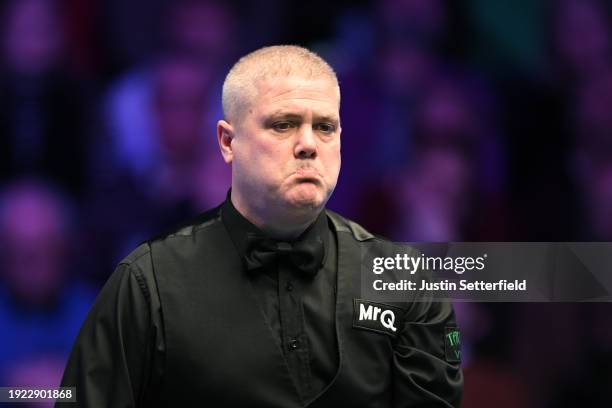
[284,185,324,211]
[288,195,321,210]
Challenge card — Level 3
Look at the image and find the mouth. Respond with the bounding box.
[295,168,319,177]
[293,168,322,184]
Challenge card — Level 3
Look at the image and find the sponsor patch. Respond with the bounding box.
[352,299,404,338]
[444,327,461,363]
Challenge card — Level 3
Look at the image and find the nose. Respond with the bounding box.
[294,125,317,159]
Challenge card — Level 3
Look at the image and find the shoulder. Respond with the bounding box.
[149,204,224,242]
[325,209,421,257]
[116,204,224,275]
[326,208,393,244]
[325,209,378,241]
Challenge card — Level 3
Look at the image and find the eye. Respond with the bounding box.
[272,121,294,132]
[314,123,336,133]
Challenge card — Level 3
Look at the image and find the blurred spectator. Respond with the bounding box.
[373,0,450,169]
[104,54,221,202]
[328,0,474,218]
[101,0,237,74]
[6,356,67,408]
[392,143,475,241]
[355,72,506,241]
[87,52,231,271]
[373,39,441,168]
[97,0,236,188]
[550,0,612,84]
[162,0,237,64]
[0,180,94,386]
[86,0,238,269]
[456,302,534,408]
[377,0,448,46]
[487,0,602,240]
[462,358,533,408]
[576,69,612,137]
[572,69,612,240]
[0,0,91,198]
[512,304,586,407]
[327,37,442,217]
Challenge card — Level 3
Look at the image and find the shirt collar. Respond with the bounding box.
[221,189,329,265]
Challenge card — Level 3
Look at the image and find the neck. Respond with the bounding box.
[231,190,320,240]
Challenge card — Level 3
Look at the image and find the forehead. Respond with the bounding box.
[251,75,340,117]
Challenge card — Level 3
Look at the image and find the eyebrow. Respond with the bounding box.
[264,110,340,126]
[314,115,340,127]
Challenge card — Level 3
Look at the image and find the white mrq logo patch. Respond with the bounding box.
[353,299,404,337]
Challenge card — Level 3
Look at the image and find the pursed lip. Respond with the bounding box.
[292,168,322,184]
[295,168,320,177]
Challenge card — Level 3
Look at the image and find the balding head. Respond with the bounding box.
[216,45,342,238]
[221,45,340,123]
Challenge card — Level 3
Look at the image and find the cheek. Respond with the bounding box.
[241,133,283,158]
[324,141,341,163]
[321,144,342,177]
[234,136,287,181]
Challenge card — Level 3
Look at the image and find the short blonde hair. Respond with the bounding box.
[221,45,340,122]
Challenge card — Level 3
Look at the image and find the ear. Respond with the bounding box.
[217,120,235,164]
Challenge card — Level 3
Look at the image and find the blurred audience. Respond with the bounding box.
[0,180,94,386]
[86,0,236,268]
[550,0,612,85]
[6,356,67,407]
[0,0,91,198]
[0,0,609,406]
[572,68,612,240]
[456,302,534,408]
[355,71,506,241]
[88,52,231,272]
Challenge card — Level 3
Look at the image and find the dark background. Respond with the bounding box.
[1,0,612,406]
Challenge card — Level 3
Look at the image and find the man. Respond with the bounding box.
[59,45,462,407]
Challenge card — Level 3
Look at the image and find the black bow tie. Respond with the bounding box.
[243,233,324,277]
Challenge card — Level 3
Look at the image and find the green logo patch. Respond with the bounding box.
[444,327,461,363]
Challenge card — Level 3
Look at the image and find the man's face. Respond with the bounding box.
[229,75,341,218]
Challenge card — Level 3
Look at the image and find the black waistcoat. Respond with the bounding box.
[150,210,408,407]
